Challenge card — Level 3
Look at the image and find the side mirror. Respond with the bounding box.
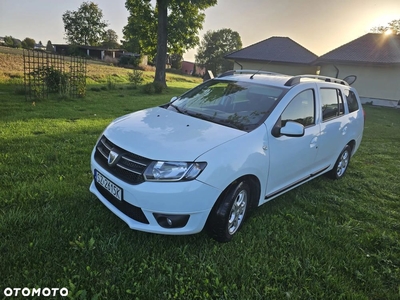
[170,96,178,103]
[280,121,305,137]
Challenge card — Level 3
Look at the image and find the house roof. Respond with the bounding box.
[224,36,318,64]
[315,33,400,65]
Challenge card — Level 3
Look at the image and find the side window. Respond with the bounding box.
[281,89,315,127]
[320,88,344,121]
[345,90,359,113]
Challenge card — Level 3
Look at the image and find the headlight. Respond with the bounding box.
[144,161,207,181]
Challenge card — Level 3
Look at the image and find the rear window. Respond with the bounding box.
[320,88,344,122]
[345,90,359,113]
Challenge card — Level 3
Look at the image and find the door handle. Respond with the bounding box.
[310,137,318,148]
[342,126,347,135]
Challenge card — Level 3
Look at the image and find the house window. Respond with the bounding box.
[320,88,344,121]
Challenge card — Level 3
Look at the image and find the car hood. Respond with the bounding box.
[103,107,246,161]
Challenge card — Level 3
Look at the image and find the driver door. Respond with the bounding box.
[265,88,321,198]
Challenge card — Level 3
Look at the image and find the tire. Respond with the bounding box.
[328,145,351,179]
[206,181,250,243]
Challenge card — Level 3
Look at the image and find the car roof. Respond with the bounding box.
[216,70,351,89]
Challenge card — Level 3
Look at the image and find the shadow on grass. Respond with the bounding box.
[0,82,193,123]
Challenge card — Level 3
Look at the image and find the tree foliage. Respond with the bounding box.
[62,1,108,46]
[196,28,242,75]
[4,36,21,48]
[122,0,155,55]
[170,53,183,69]
[102,29,120,49]
[123,0,217,86]
[22,37,35,49]
[4,36,14,47]
[371,19,400,34]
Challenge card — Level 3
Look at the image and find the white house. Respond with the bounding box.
[315,33,400,108]
[224,36,319,75]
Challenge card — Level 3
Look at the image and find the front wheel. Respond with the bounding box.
[328,145,352,179]
[206,181,250,243]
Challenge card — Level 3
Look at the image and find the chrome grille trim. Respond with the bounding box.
[94,136,152,184]
[116,162,142,175]
[123,156,147,167]
[98,146,108,158]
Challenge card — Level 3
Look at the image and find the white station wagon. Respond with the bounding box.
[90,70,364,242]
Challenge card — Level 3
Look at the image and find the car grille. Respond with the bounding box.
[94,135,152,184]
[95,181,149,224]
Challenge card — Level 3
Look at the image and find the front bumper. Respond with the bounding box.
[89,161,221,235]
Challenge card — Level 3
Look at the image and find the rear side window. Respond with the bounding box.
[345,90,359,113]
[320,88,344,121]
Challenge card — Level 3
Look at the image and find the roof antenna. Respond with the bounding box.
[250,68,263,79]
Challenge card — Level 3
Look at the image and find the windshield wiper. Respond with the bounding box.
[169,103,186,114]
[196,114,243,130]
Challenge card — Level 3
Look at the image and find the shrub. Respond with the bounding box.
[142,83,155,95]
[46,67,68,93]
[31,66,68,94]
[128,70,143,89]
[106,75,117,90]
[104,55,118,66]
[119,55,141,67]
[142,82,166,95]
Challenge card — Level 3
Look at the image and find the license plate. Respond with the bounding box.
[95,170,123,201]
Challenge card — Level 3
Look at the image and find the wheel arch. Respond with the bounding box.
[205,174,261,226]
[347,139,356,155]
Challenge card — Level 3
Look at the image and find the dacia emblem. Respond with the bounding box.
[108,149,120,167]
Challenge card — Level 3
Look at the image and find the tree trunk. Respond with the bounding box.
[154,0,168,87]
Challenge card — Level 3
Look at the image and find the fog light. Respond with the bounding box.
[154,213,189,228]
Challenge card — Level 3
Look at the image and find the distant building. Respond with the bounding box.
[224,36,318,75]
[315,33,400,108]
[34,42,46,51]
[53,44,127,60]
[181,61,206,76]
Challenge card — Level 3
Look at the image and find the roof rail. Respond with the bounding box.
[218,69,283,78]
[284,75,349,86]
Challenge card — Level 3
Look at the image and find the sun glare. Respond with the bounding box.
[369,14,398,33]
[384,29,393,35]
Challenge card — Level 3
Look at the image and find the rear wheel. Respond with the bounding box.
[328,145,351,179]
[206,181,250,242]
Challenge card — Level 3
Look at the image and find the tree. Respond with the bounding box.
[4,36,14,47]
[122,0,155,55]
[170,53,183,69]
[196,28,242,76]
[123,0,217,87]
[102,29,120,49]
[62,1,108,46]
[46,40,54,52]
[371,19,400,34]
[21,37,36,49]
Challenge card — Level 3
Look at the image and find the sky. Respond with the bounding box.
[1,0,400,62]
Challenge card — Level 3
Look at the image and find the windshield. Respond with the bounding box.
[167,79,287,131]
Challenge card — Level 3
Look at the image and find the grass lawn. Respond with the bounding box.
[1,74,399,299]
